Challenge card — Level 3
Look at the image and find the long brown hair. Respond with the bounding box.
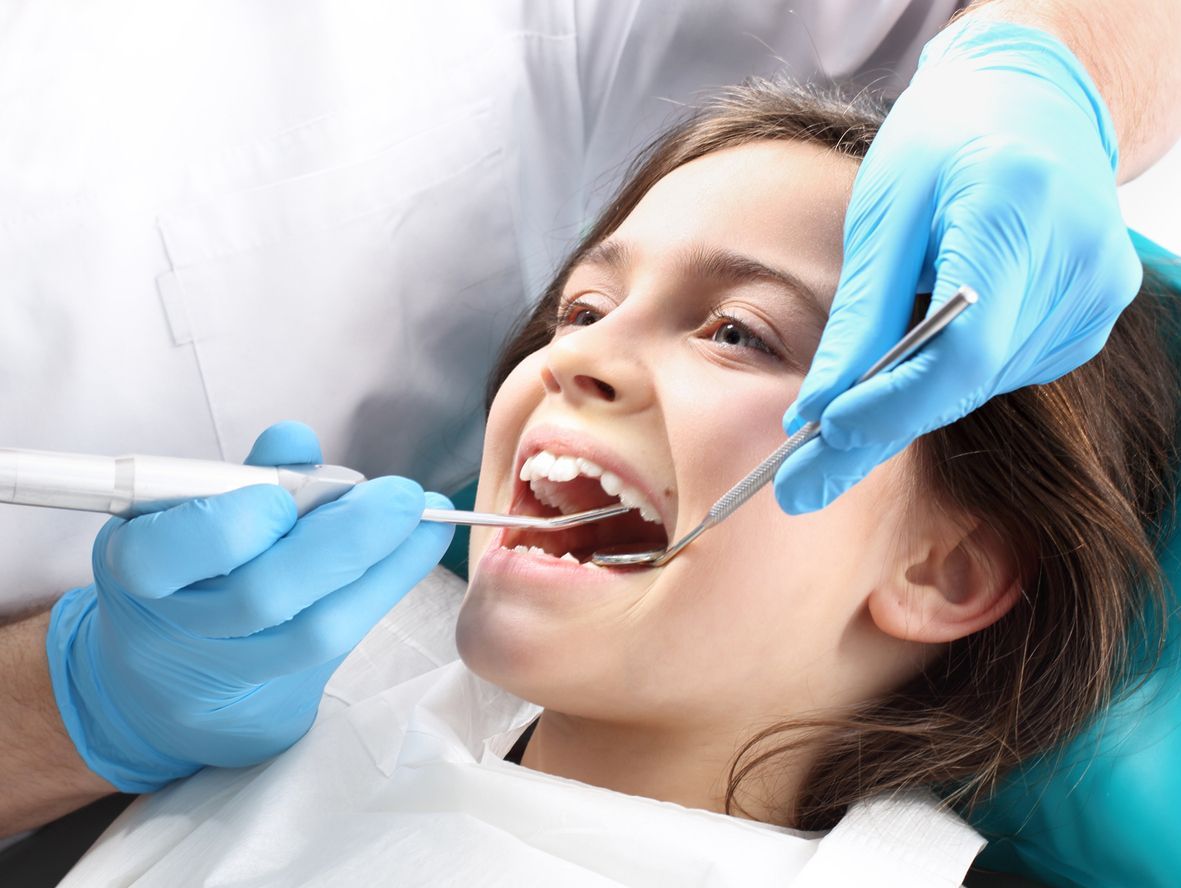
[487,79,1181,830]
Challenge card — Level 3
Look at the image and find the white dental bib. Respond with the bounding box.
[61,569,984,887]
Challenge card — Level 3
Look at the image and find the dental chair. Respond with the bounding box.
[3,234,1178,888]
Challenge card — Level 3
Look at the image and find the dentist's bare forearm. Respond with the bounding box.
[964,0,1181,181]
[0,610,116,836]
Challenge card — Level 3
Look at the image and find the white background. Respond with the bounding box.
[1120,138,1181,253]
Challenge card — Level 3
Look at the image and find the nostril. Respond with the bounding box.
[594,380,616,401]
[577,376,615,401]
[572,374,616,401]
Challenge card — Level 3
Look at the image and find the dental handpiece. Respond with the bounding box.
[0,450,367,519]
[0,450,628,529]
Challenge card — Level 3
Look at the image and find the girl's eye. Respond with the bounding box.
[570,308,599,327]
[708,312,777,358]
[555,297,605,330]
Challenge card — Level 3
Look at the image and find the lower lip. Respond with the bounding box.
[474,529,642,587]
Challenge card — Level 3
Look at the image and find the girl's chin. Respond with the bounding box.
[459,532,658,696]
[454,592,568,699]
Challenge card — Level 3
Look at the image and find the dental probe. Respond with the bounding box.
[0,449,629,529]
[592,285,978,568]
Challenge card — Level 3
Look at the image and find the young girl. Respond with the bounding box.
[61,80,1179,887]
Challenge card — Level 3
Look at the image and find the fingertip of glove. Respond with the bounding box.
[773,475,819,516]
[815,375,910,452]
[421,491,456,546]
[423,491,454,511]
[772,447,823,515]
[364,475,427,515]
[178,483,298,551]
[245,420,324,467]
[266,419,318,438]
[789,385,827,423]
[776,465,863,515]
[782,405,806,437]
[772,435,873,515]
[819,417,856,451]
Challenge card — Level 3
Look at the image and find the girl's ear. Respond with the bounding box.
[868,515,1022,644]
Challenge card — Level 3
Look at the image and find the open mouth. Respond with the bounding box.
[502,449,670,565]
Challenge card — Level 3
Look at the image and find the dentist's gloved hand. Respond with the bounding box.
[775,19,1142,513]
[46,421,454,792]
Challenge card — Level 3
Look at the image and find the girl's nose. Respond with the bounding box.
[541,315,654,412]
[541,365,615,401]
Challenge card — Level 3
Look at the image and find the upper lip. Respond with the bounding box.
[512,423,674,529]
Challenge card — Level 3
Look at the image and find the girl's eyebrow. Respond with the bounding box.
[682,244,829,326]
[577,238,829,326]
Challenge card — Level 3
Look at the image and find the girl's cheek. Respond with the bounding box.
[486,354,547,444]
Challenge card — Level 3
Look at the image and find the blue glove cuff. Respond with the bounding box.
[916,18,1120,174]
[47,586,199,793]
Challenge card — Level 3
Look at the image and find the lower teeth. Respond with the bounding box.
[507,544,602,568]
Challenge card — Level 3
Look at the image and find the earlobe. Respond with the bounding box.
[868,524,1022,644]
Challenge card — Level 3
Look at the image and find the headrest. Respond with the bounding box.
[971,230,1181,887]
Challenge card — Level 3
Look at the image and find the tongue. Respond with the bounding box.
[581,509,668,557]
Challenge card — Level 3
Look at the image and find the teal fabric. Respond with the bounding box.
[971,231,1181,887]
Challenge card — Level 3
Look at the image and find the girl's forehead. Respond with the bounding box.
[609,140,855,302]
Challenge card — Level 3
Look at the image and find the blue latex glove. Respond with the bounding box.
[46,421,454,792]
[775,19,1143,513]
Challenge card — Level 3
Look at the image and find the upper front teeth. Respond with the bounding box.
[519,449,662,524]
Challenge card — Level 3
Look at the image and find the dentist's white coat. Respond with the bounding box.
[0,0,969,611]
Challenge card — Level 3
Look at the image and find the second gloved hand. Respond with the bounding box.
[45,421,454,792]
[775,19,1143,513]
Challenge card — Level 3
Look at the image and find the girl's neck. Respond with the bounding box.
[518,709,805,824]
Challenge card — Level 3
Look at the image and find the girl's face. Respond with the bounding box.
[461,141,928,734]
